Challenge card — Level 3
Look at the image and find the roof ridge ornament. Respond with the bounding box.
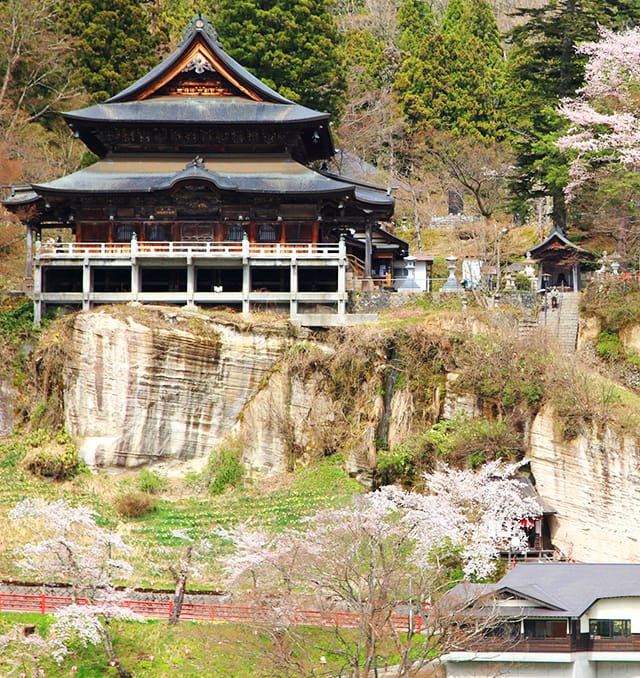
[185,155,205,170]
[181,14,221,46]
[182,54,215,75]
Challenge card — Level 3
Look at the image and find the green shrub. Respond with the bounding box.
[0,299,34,340]
[115,491,157,518]
[22,430,81,480]
[581,281,640,332]
[137,468,166,494]
[204,438,245,495]
[453,334,547,419]
[596,331,625,361]
[428,418,522,466]
[377,443,419,486]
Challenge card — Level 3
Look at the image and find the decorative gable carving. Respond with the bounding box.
[155,69,244,98]
[183,54,215,74]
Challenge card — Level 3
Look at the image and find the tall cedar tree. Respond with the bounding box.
[212,0,347,120]
[395,0,506,140]
[337,0,434,169]
[58,0,162,103]
[505,0,640,230]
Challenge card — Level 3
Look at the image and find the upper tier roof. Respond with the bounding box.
[107,15,291,105]
[65,15,333,159]
[65,97,329,126]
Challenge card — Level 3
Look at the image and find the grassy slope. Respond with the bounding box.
[0,449,363,676]
[0,439,362,587]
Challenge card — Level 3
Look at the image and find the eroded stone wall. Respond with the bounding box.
[529,406,640,562]
[64,310,293,469]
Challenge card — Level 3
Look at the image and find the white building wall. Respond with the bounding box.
[444,661,574,677]
[444,656,640,678]
[580,598,640,633]
[594,662,640,677]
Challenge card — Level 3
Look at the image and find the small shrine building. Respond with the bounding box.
[528,227,594,292]
[3,16,407,324]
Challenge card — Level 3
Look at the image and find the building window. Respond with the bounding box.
[258,223,277,242]
[226,223,244,241]
[147,223,169,241]
[115,225,134,242]
[589,619,631,638]
[524,620,566,639]
[484,622,520,640]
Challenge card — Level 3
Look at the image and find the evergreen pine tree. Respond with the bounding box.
[212,0,346,120]
[59,0,161,103]
[396,0,506,140]
[505,0,640,229]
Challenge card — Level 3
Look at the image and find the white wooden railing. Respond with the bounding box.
[35,240,343,259]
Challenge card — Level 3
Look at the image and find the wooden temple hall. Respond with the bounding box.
[3,16,408,325]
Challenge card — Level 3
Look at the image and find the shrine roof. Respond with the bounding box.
[30,154,394,205]
[528,227,594,260]
[3,185,39,207]
[64,97,328,126]
[107,16,292,106]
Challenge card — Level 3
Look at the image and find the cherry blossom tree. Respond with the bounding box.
[8,499,141,678]
[0,625,67,678]
[557,27,640,258]
[167,528,212,625]
[221,461,540,677]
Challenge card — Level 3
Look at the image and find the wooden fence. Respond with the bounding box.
[0,592,416,632]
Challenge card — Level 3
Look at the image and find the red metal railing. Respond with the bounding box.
[0,592,416,631]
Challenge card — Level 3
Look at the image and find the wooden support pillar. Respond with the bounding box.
[33,264,42,326]
[338,236,347,315]
[242,233,250,314]
[82,258,91,311]
[364,220,373,278]
[290,255,298,317]
[25,225,33,280]
[186,256,195,307]
[131,263,139,302]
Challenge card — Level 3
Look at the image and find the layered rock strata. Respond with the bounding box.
[529,406,640,562]
[64,310,293,469]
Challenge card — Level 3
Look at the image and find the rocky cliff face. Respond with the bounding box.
[529,406,640,563]
[0,379,16,438]
[60,308,413,479]
[59,308,427,480]
[63,309,297,470]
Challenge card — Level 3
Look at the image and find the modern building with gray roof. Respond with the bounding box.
[444,562,640,678]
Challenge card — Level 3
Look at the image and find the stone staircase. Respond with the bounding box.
[541,291,581,352]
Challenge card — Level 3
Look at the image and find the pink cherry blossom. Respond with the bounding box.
[558,27,640,199]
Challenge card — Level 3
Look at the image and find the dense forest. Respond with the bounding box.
[1,0,640,271]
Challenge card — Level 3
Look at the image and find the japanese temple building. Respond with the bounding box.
[528,226,594,292]
[3,15,408,325]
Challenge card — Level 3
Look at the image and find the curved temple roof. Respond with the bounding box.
[65,97,329,127]
[30,154,358,198]
[108,15,293,106]
[64,14,333,159]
